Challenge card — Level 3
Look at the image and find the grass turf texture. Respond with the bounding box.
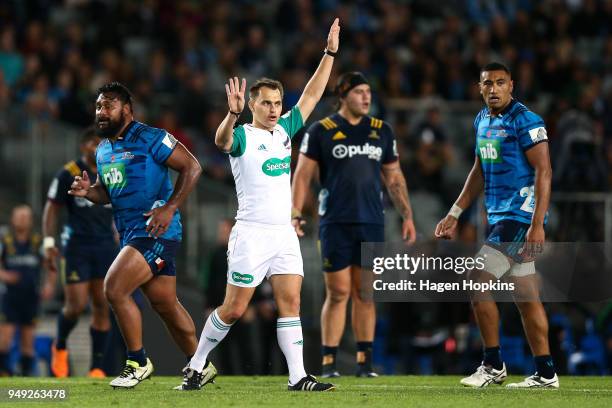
[0,376,610,407]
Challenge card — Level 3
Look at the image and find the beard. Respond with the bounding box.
[95,113,126,137]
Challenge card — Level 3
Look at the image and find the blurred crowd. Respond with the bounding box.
[1,0,612,376]
[1,0,612,191]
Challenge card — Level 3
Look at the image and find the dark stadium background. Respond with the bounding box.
[0,0,611,377]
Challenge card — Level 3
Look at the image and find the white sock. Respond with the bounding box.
[277,317,307,385]
[189,309,232,372]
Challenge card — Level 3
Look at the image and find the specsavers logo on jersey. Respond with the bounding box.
[332,143,383,161]
[102,163,127,188]
[262,156,291,177]
[478,139,503,164]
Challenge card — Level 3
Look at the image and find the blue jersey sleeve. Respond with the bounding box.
[381,122,399,164]
[514,110,547,151]
[473,111,482,155]
[143,128,178,164]
[299,122,322,161]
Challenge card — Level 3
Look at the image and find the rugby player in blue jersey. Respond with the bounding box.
[43,128,117,378]
[68,82,203,388]
[435,62,557,388]
[292,72,416,378]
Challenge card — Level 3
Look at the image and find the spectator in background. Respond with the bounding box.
[410,106,453,203]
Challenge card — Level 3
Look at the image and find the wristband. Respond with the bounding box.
[448,204,463,219]
[324,49,337,57]
[43,236,56,250]
[229,110,242,118]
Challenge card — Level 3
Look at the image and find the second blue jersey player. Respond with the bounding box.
[292,72,416,378]
[435,62,557,388]
[68,82,202,388]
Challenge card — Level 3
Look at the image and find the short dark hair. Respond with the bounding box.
[249,78,284,100]
[97,81,134,108]
[480,62,511,76]
[80,126,99,144]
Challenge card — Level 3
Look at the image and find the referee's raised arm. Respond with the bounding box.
[296,18,340,122]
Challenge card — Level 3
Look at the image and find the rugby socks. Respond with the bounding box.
[127,347,147,367]
[56,312,78,350]
[483,346,503,370]
[189,309,232,372]
[322,345,338,365]
[90,327,110,369]
[0,352,10,374]
[277,317,307,385]
[356,341,373,364]
[20,354,34,376]
[534,355,556,379]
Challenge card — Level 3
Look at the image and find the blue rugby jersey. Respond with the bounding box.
[300,114,398,226]
[96,121,182,245]
[474,99,549,225]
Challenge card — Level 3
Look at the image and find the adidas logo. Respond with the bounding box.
[293,340,304,346]
[258,144,267,151]
[206,337,219,343]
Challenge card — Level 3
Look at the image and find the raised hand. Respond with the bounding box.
[68,170,91,198]
[225,77,246,114]
[326,18,340,53]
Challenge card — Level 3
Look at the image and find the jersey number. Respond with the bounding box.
[519,186,535,213]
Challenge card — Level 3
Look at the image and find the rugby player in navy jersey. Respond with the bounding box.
[292,72,416,378]
[43,128,118,378]
[435,62,558,388]
[68,82,203,388]
[0,205,54,376]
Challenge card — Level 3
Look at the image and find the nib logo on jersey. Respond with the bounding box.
[261,156,291,177]
[478,139,502,163]
[102,163,127,189]
[332,143,383,161]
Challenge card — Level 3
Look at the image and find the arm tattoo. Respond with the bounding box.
[386,168,412,220]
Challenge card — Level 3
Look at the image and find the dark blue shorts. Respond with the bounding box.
[62,241,118,285]
[319,223,385,272]
[485,219,531,263]
[1,290,39,325]
[126,238,179,276]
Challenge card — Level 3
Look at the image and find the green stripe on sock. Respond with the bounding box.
[211,313,230,331]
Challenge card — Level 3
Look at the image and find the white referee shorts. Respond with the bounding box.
[226,221,304,288]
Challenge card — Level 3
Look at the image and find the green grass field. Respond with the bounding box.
[0,376,611,407]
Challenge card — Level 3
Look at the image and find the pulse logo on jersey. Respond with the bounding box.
[332,143,383,161]
[261,156,291,176]
[478,139,502,163]
[102,163,127,188]
[231,272,254,284]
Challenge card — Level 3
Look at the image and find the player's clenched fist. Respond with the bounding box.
[68,170,91,197]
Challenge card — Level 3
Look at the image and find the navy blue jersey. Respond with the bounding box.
[474,99,549,225]
[300,114,398,225]
[96,121,182,245]
[0,234,43,291]
[47,159,115,246]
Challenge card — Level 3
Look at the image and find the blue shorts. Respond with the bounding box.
[62,241,118,285]
[485,219,531,263]
[125,238,179,276]
[1,290,39,325]
[319,223,385,272]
